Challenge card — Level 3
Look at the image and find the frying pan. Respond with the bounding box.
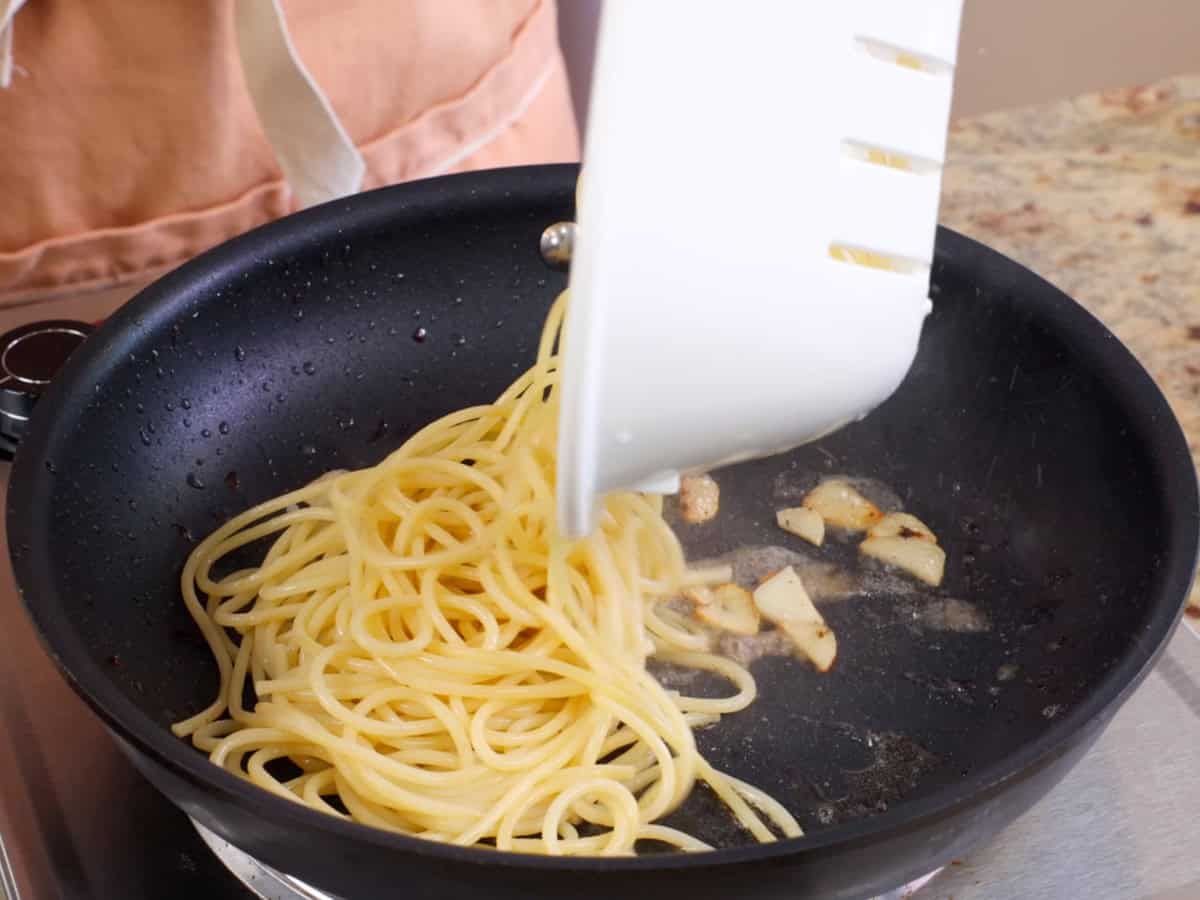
[8,164,1198,900]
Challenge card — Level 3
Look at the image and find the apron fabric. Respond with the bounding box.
[0,0,579,308]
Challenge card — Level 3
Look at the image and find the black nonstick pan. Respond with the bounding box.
[8,165,1198,900]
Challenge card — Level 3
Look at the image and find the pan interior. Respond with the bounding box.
[13,170,1184,848]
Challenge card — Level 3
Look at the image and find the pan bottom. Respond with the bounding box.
[192,819,944,900]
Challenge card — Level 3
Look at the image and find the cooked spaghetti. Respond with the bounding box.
[173,293,800,855]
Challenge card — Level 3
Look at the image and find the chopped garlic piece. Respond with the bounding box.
[752,566,837,671]
[861,536,946,586]
[681,564,734,587]
[868,511,936,543]
[801,479,882,531]
[679,474,720,524]
[779,620,837,673]
[694,583,760,636]
[776,506,825,546]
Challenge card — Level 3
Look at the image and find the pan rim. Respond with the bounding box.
[9,163,1199,873]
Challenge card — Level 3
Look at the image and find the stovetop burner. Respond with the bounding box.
[192,819,942,900]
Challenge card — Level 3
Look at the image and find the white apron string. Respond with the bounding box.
[1,0,29,88]
[233,0,365,208]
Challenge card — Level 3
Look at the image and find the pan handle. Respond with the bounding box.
[0,320,93,459]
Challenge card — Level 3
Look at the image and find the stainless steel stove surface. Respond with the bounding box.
[0,297,1197,899]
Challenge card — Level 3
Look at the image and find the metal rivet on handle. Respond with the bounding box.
[539,222,576,271]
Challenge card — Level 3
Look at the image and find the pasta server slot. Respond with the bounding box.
[556,0,965,538]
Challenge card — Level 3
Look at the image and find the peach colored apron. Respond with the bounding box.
[0,0,579,309]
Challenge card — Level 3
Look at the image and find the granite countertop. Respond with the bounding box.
[940,73,1200,618]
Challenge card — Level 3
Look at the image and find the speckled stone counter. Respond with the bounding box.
[940,75,1200,616]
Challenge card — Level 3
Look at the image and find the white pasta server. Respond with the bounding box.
[555,0,965,538]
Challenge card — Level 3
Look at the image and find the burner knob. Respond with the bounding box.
[0,320,93,458]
